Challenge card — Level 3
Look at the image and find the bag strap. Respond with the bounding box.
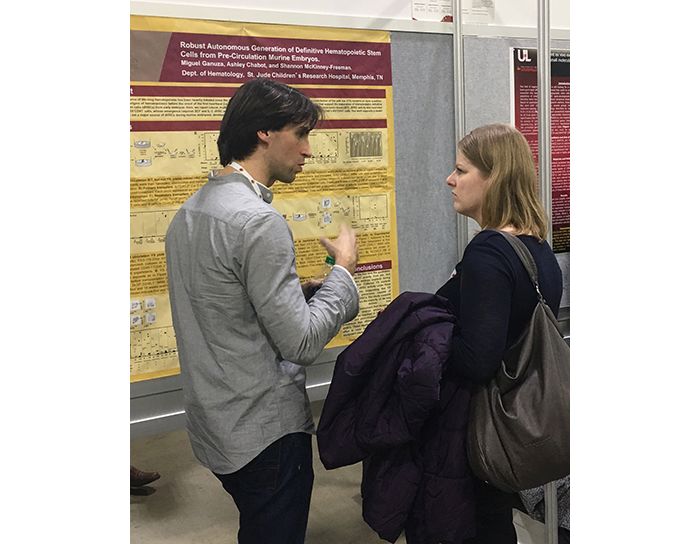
[492,231,546,304]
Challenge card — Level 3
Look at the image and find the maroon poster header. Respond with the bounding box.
[355,261,392,274]
[160,33,392,86]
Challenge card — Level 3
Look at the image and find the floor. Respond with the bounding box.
[131,400,546,544]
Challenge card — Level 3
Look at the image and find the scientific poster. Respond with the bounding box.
[130,16,399,382]
[511,47,570,254]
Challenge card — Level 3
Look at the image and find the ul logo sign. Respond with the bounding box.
[517,49,532,63]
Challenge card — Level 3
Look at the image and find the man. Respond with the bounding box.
[165,79,360,543]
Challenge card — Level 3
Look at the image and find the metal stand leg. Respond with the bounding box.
[544,481,558,544]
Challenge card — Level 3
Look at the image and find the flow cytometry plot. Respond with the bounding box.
[202,131,220,161]
[131,212,144,238]
[154,210,176,237]
[130,327,178,359]
[131,209,178,240]
[358,195,388,219]
[308,131,339,164]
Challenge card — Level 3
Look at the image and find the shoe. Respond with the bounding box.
[131,486,157,496]
[131,465,161,487]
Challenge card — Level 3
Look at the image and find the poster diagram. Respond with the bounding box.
[130,16,399,382]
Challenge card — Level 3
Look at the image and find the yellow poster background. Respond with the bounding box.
[130,16,398,382]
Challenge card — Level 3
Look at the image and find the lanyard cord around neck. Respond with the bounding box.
[228,161,264,200]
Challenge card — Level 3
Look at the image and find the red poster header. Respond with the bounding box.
[355,261,392,273]
[160,33,392,86]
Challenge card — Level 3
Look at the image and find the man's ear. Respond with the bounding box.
[257,129,271,146]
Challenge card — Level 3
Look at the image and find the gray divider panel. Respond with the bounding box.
[392,31,459,294]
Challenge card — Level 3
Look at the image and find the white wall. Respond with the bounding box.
[135,0,570,31]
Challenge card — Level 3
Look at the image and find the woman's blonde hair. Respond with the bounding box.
[458,123,548,240]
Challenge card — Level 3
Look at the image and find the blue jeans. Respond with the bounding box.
[214,432,314,544]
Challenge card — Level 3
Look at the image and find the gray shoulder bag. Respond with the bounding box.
[466,231,570,493]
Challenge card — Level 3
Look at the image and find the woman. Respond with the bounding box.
[435,123,565,543]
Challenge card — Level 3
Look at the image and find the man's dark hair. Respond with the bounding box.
[217,78,323,166]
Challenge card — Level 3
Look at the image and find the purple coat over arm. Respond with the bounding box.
[317,292,477,543]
